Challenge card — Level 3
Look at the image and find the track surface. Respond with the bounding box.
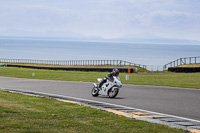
[0,76,200,121]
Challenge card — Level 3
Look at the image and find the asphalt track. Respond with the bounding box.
[0,76,200,121]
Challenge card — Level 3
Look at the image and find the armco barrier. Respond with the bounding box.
[0,58,146,69]
[6,64,137,73]
[168,67,200,73]
[163,56,200,70]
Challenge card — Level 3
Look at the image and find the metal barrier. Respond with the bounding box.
[0,58,147,69]
[146,65,164,71]
[4,57,199,71]
[163,56,200,70]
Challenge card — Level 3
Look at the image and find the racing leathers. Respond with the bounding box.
[98,72,115,88]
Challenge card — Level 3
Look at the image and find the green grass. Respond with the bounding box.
[177,63,200,67]
[0,67,200,89]
[0,90,188,133]
[124,71,200,89]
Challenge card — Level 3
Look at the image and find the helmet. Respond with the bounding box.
[112,68,119,76]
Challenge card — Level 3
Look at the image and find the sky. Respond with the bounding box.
[0,0,200,40]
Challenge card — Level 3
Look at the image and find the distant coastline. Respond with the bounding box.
[0,36,200,46]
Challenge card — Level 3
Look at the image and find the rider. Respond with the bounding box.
[98,68,120,88]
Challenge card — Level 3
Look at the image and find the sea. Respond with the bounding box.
[0,38,200,71]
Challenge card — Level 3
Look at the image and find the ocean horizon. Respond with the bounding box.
[0,38,200,70]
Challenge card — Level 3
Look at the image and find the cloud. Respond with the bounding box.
[0,0,200,40]
[135,10,200,26]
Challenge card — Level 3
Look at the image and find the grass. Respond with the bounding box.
[0,90,188,133]
[0,67,200,89]
[125,71,200,89]
[177,63,200,67]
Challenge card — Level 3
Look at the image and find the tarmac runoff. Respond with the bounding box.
[1,88,200,133]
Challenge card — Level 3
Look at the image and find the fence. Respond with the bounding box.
[146,65,164,71]
[163,56,200,70]
[0,58,147,69]
[3,57,199,71]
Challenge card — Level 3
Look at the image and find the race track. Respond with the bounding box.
[0,76,200,121]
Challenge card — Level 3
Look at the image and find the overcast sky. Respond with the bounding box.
[0,0,200,40]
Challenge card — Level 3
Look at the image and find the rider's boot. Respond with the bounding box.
[98,79,106,89]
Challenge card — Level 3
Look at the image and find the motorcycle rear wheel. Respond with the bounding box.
[108,88,119,98]
[91,87,99,97]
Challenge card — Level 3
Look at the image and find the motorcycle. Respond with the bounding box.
[91,76,122,98]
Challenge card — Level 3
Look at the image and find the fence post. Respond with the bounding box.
[184,58,186,64]
[180,58,182,65]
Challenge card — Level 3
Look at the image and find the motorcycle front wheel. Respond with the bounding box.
[108,88,119,98]
[91,87,99,97]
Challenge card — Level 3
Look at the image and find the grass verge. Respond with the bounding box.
[0,67,200,89]
[0,90,188,133]
[177,63,200,67]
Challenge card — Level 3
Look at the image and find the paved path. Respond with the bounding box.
[0,76,200,121]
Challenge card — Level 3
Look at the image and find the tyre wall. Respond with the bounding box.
[168,67,200,73]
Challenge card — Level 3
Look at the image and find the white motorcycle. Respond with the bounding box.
[91,76,122,98]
